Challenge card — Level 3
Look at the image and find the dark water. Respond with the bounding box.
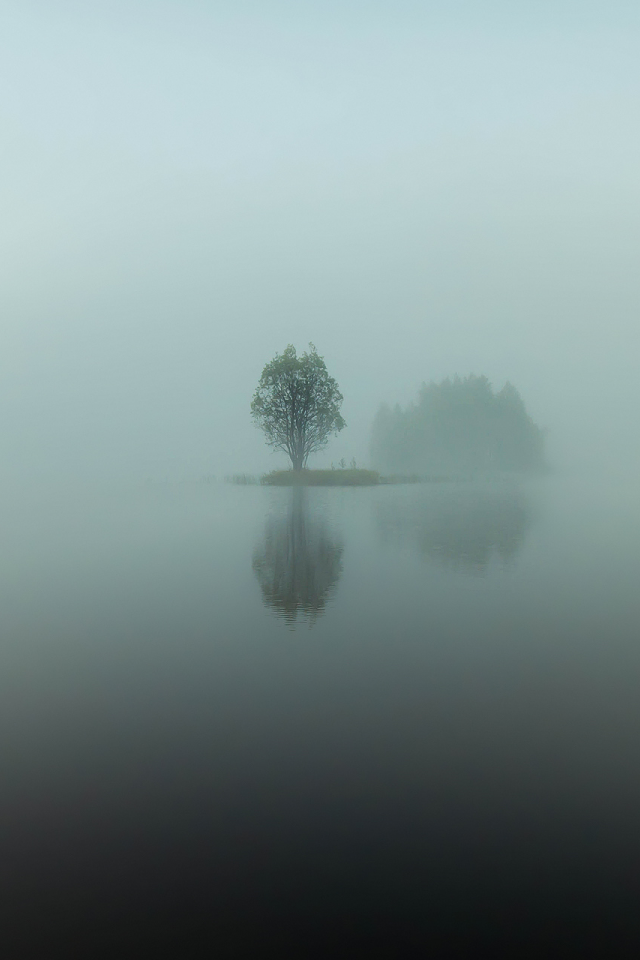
[1,476,639,954]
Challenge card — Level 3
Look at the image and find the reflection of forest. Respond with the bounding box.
[376,484,533,572]
[253,490,344,623]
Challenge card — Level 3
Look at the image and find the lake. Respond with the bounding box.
[1,475,639,953]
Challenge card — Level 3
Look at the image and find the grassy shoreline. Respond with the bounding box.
[260,469,380,486]
[225,468,541,487]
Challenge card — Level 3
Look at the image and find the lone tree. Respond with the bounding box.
[251,344,346,470]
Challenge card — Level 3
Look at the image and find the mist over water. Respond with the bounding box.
[2,1,640,951]
[375,482,534,572]
[1,475,639,950]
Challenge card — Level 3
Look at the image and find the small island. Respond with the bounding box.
[249,344,545,486]
[261,468,380,486]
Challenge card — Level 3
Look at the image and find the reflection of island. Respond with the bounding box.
[253,489,344,624]
[376,484,533,572]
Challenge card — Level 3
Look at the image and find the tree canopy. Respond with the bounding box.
[251,344,346,470]
[371,374,545,476]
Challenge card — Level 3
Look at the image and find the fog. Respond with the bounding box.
[2,1,639,482]
[3,7,640,950]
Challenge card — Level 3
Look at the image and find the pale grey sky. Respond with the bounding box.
[2,1,639,478]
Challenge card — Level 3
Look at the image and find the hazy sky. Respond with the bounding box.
[2,1,639,479]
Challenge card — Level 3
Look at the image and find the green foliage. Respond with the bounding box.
[371,375,545,476]
[225,473,259,485]
[251,344,346,470]
[261,469,380,486]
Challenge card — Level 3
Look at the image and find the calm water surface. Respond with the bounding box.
[1,476,639,952]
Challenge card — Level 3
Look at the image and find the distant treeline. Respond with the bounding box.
[371,375,545,476]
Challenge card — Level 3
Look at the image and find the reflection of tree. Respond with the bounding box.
[376,485,533,573]
[253,489,344,624]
